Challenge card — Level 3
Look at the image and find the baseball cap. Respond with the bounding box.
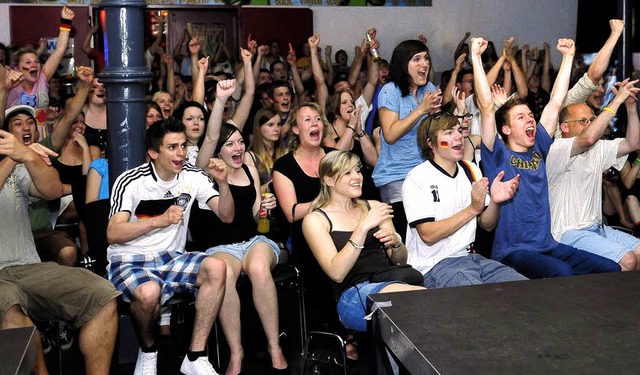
[3,105,36,131]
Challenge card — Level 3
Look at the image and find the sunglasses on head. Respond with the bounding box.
[424,111,449,137]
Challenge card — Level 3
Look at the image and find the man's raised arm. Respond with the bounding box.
[616,81,640,158]
[566,79,639,157]
[539,39,575,136]
[471,37,497,151]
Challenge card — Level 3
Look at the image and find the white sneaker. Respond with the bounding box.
[180,356,219,375]
[134,349,157,375]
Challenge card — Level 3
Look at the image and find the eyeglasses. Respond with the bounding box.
[455,113,473,119]
[565,117,596,125]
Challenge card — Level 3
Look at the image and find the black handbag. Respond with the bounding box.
[369,264,424,286]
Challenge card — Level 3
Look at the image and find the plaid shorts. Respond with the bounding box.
[108,251,209,304]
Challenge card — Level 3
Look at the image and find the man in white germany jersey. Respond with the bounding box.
[402,111,526,287]
[107,117,234,375]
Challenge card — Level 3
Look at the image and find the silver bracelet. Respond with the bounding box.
[391,233,403,249]
[348,239,364,250]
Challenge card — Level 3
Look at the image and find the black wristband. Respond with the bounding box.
[60,18,72,26]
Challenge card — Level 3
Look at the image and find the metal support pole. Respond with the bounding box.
[617,0,633,80]
[98,0,152,189]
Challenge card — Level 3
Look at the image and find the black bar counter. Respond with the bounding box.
[370,271,640,374]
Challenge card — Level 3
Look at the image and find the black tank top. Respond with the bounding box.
[51,158,87,220]
[315,202,391,299]
[211,164,258,245]
[84,124,107,151]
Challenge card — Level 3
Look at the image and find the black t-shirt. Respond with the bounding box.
[272,148,330,204]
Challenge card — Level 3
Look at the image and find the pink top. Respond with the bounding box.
[8,73,50,141]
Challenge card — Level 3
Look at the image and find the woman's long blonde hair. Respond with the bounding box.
[286,102,331,152]
[248,108,287,176]
[310,150,365,212]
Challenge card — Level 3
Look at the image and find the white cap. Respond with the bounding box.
[5,104,36,119]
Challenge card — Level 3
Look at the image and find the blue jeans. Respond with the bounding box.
[561,223,640,263]
[337,281,399,332]
[501,243,621,279]
[423,254,527,288]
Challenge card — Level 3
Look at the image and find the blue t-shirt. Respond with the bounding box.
[88,158,110,200]
[480,123,557,260]
[372,81,437,188]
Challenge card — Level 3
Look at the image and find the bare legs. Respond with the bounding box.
[79,299,118,375]
[243,245,287,370]
[130,281,162,348]
[622,196,640,270]
[380,283,425,294]
[602,179,633,228]
[624,195,640,227]
[618,251,638,271]
[215,242,286,375]
[57,245,78,267]
[214,253,244,375]
[2,299,118,375]
[634,247,640,271]
[191,256,226,351]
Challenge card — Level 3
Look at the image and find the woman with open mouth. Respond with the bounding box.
[195,47,255,171]
[51,111,96,253]
[195,119,289,375]
[7,5,75,142]
[190,46,257,244]
[272,102,333,240]
[83,78,108,153]
[325,89,380,200]
[272,102,338,331]
[451,86,482,164]
[373,39,442,242]
[152,90,175,119]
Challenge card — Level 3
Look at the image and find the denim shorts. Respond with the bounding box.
[205,235,280,263]
[337,281,401,332]
[561,223,640,263]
